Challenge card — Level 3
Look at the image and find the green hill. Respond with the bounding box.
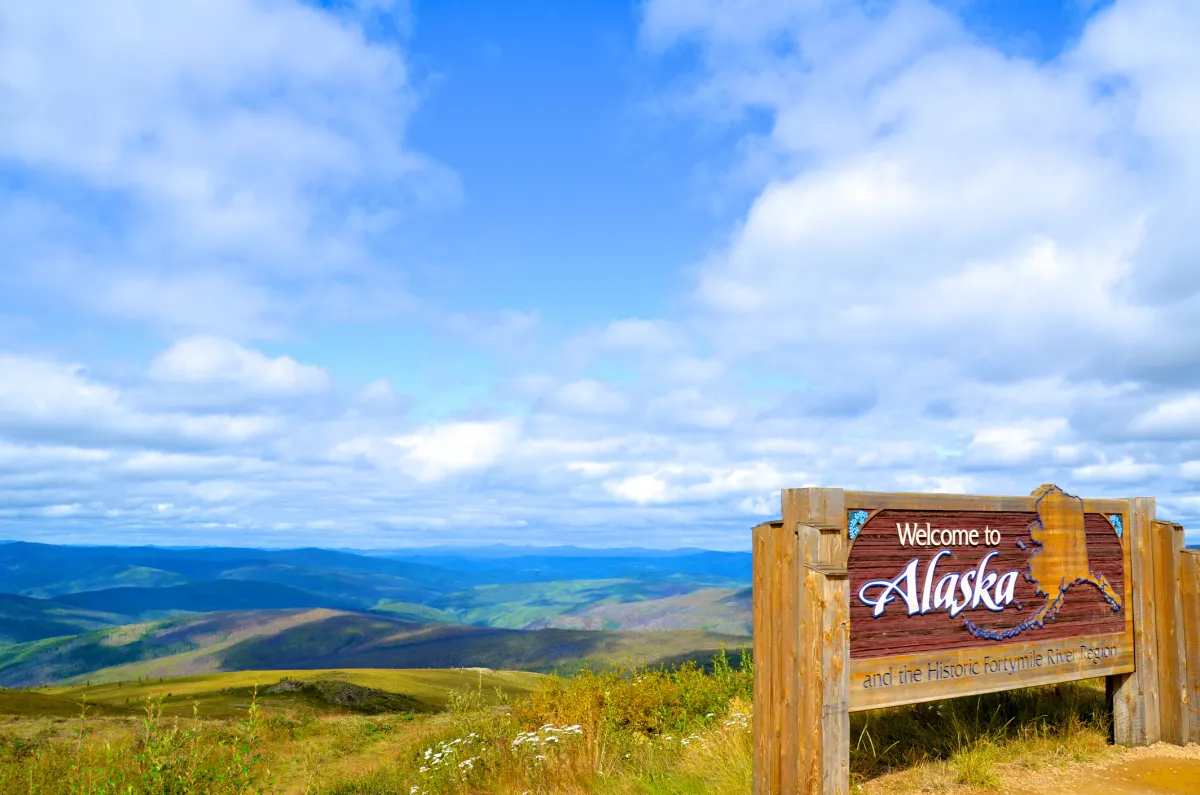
[0,543,753,637]
[0,593,127,645]
[525,586,752,633]
[36,668,544,718]
[0,608,750,688]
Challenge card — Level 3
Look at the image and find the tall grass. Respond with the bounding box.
[0,651,1115,794]
[848,679,1110,787]
[0,689,275,794]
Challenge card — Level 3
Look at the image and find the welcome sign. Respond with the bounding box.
[846,484,1133,710]
[751,484,1194,795]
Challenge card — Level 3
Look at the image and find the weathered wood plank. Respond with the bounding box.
[844,491,1128,515]
[1151,521,1187,744]
[752,520,775,795]
[819,551,850,794]
[1180,549,1200,744]
[790,489,850,795]
[1126,496,1160,745]
[849,631,1133,711]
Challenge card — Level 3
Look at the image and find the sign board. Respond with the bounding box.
[846,484,1133,710]
[751,484,1197,795]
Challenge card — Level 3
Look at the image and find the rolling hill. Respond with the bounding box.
[38,668,545,718]
[0,542,753,640]
[0,608,751,688]
[0,593,126,645]
[525,586,752,634]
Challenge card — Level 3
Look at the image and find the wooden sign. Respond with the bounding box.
[847,484,1133,711]
[752,484,1196,795]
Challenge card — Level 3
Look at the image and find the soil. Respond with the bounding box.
[1008,744,1200,795]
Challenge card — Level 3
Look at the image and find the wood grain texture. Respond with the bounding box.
[844,491,1128,515]
[848,510,1126,658]
[752,520,777,795]
[1126,497,1160,745]
[1180,549,1200,744]
[1151,521,1187,744]
[849,631,1133,711]
[752,489,851,795]
[843,487,1137,723]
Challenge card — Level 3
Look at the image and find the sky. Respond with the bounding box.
[1,0,1199,550]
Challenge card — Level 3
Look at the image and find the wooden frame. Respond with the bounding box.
[753,485,1193,795]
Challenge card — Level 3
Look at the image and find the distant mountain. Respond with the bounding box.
[53,580,357,619]
[0,541,466,602]
[0,542,753,644]
[363,544,740,559]
[0,609,751,688]
[377,550,752,584]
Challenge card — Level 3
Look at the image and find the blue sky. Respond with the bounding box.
[1,0,1198,549]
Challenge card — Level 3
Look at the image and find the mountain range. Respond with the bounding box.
[0,541,752,687]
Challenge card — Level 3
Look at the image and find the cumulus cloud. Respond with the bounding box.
[150,336,330,392]
[334,419,522,482]
[4,0,1200,547]
[0,0,452,337]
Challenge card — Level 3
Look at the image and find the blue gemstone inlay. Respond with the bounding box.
[1107,514,1123,538]
[848,510,869,541]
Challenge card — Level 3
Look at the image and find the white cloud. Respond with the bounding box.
[738,495,776,516]
[0,0,453,337]
[605,474,672,505]
[358,379,396,403]
[595,319,685,353]
[603,462,801,506]
[1130,393,1200,435]
[566,461,618,478]
[119,451,268,475]
[150,336,329,392]
[0,352,278,446]
[895,474,979,494]
[0,355,123,421]
[647,389,738,429]
[392,420,521,479]
[555,380,630,415]
[6,1,1200,547]
[336,419,522,482]
[1072,458,1161,484]
[961,419,1069,467]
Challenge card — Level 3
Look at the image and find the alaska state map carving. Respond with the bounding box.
[966,484,1123,641]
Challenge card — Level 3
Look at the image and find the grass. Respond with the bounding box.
[0,651,1121,794]
[847,677,1111,789]
[42,669,545,718]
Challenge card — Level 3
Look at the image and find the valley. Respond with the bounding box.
[0,541,751,689]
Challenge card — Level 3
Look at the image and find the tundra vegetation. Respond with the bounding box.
[0,649,1116,794]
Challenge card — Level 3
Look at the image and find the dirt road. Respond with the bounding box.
[1009,744,1200,795]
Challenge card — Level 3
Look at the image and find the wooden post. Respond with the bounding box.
[753,489,850,795]
[1151,521,1188,744]
[1180,548,1200,744]
[1113,496,1159,745]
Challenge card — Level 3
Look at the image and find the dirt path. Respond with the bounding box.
[1005,743,1200,795]
[862,742,1200,794]
[273,715,453,795]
